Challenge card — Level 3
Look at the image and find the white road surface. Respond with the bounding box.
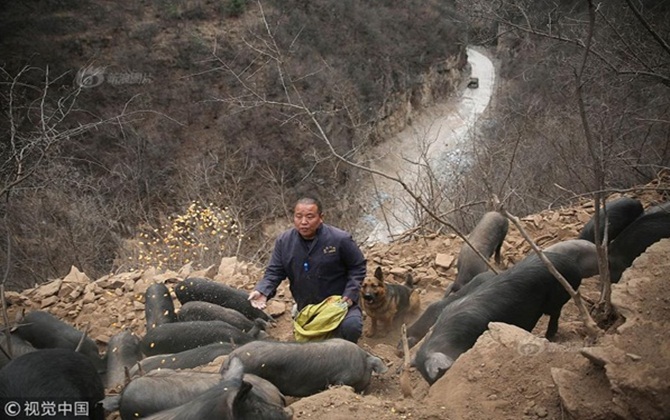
[355,48,495,244]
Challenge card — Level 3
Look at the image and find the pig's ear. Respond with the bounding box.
[223,382,241,418]
[368,355,388,374]
[425,352,453,382]
[234,380,253,403]
[222,356,245,382]
[101,395,121,413]
[222,357,246,417]
[224,378,254,419]
[374,267,383,282]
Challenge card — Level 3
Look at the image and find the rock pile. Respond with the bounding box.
[4,257,274,344]
[556,239,670,419]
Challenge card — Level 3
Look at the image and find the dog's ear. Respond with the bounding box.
[404,273,414,288]
[374,266,384,282]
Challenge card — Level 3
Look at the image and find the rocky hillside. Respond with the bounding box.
[4,174,670,419]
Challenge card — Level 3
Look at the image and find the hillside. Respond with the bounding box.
[1,0,668,299]
[0,0,468,290]
[5,174,670,419]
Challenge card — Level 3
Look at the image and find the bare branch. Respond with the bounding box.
[487,11,670,86]
[399,323,413,398]
[624,0,670,57]
[495,199,600,339]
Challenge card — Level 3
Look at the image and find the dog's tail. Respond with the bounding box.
[404,273,414,289]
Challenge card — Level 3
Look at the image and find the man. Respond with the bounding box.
[248,197,366,343]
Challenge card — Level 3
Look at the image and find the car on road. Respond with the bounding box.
[467,77,479,89]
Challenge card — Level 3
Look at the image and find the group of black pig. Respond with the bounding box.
[113,278,385,419]
[406,198,670,385]
[0,277,388,419]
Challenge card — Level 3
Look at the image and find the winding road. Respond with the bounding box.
[355,48,495,244]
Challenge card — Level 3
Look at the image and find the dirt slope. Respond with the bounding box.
[4,174,670,419]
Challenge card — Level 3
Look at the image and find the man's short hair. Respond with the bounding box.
[295,197,323,215]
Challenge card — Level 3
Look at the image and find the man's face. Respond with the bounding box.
[293,203,323,239]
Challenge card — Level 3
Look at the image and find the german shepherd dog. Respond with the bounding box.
[360,267,421,337]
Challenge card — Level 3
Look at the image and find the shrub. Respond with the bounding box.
[225,0,246,17]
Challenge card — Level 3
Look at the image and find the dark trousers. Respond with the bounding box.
[333,305,362,343]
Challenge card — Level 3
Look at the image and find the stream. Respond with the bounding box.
[354,48,496,244]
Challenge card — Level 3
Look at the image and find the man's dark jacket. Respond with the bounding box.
[255,223,366,310]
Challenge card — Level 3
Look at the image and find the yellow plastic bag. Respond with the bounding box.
[293,295,348,342]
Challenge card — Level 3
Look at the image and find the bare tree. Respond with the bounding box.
[2,66,93,290]
[0,65,103,356]
[0,65,154,290]
[477,0,670,323]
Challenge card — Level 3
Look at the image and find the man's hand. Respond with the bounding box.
[341,296,353,308]
[248,290,268,309]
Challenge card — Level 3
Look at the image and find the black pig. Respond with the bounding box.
[220,338,387,397]
[119,369,220,419]
[544,239,599,278]
[578,197,643,244]
[174,277,272,322]
[129,342,235,376]
[448,211,508,295]
[140,320,261,356]
[397,271,497,357]
[178,301,270,333]
[145,283,178,331]
[13,310,104,373]
[104,330,142,390]
[416,252,582,385]
[0,349,105,420]
[221,338,387,397]
[142,358,292,420]
[608,211,670,283]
